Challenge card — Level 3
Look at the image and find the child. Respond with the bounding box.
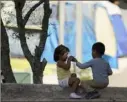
[54,45,83,99]
[73,42,113,98]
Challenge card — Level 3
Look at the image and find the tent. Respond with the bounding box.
[41,1,127,69]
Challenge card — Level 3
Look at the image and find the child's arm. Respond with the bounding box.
[57,56,73,70]
[107,63,113,76]
[72,57,93,69]
[72,57,92,69]
[76,61,92,69]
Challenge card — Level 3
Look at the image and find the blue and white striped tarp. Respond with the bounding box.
[41,2,127,69]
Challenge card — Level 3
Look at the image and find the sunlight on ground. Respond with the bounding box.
[10,58,56,75]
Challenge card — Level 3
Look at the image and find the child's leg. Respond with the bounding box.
[86,80,108,89]
[84,80,108,99]
[69,74,86,93]
[68,77,80,93]
[68,76,86,98]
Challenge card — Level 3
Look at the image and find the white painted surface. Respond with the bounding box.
[76,2,82,62]
[95,7,117,56]
[59,1,65,45]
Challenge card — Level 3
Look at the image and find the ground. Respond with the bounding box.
[1,57,127,101]
[1,84,127,102]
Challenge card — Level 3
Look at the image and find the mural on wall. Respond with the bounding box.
[1,1,127,69]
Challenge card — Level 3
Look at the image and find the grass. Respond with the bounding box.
[11,58,30,71]
[10,58,56,75]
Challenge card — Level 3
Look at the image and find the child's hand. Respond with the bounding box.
[71,57,78,62]
[68,56,78,62]
[68,56,74,61]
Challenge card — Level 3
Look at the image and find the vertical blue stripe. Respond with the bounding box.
[110,15,127,57]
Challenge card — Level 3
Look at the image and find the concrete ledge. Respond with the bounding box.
[1,84,127,102]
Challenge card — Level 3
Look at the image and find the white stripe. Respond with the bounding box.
[76,2,82,62]
[75,2,83,73]
[97,1,121,15]
[59,1,65,44]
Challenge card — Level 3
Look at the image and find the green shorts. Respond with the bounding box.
[82,80,108,89]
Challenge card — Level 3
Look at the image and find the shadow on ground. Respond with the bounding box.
[1,84,127,102]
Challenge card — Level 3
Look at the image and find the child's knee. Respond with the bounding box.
[71,73,77,78]
[90,83,108,89]
[69,77,80,85]
[76,78,80,83]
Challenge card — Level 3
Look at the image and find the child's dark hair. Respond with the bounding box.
[54,45,69,62]
[92,42,105,56]
[109,0,119,3]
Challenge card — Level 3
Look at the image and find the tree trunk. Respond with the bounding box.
[1,19,16,83]
[32,65,43,84]
[13,0,51,84]
[32,58,47,84]
[31,1,51,84]
[33,73,42,84]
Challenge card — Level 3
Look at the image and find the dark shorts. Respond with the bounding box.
[82,80,108,89]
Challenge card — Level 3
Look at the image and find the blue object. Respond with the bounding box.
[64,21,76,56]
[64,3,76,56]
[82,3,118,68]
[41,3,119,69]
[41,21,59,63]
[82,16,96,62]
[110,15,127,57]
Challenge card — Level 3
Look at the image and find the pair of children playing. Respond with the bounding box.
[54,42,113,99]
